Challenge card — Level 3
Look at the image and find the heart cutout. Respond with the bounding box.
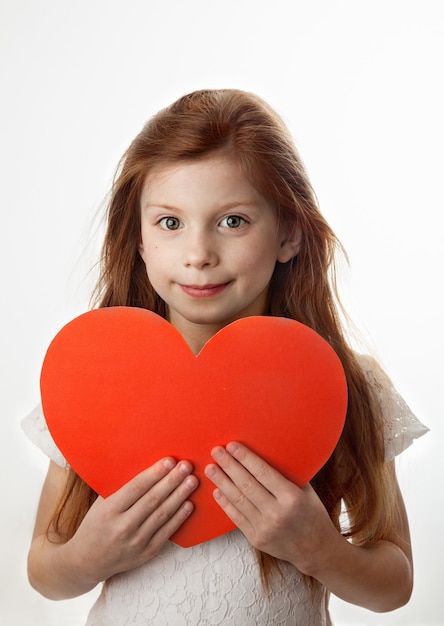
[40,307,347,547]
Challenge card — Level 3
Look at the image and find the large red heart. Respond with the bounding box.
[40,307,347,547]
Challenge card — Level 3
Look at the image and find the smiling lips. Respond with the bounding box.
[179,283,230,298]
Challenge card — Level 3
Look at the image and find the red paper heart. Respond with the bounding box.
[40,308,347,547]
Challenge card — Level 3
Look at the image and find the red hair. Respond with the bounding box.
[51,89,397,589]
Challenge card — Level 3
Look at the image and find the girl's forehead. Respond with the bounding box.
[144,154,241,183]
[141,155,256,197]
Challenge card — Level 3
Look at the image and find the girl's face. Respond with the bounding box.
[139,156,300,351]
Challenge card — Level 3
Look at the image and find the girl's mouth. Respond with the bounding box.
[179,283,230,298]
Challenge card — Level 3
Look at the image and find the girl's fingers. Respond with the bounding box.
[129,465,199,559]
[204,460,258,517]
[134,466,199,529]
[140,498,195,553]
[204,447,269,530]
[108,458,196,515]
[204,466,254,533]
[225,442,295,493]
[206,443,291,509]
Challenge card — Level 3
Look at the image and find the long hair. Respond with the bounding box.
[50,89,397,588]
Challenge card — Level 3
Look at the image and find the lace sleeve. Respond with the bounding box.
[21,404,69,468]
[359,355,429,461]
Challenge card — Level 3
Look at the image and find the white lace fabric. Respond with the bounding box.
[86,532,331,626]
[358,355,429,461]
[22,403,70,469]
[21,356,428,625]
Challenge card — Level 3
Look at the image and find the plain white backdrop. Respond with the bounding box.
[1,1,442,624]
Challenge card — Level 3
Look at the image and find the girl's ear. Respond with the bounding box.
[277,227,302,263]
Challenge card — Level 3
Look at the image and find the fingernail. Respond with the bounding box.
[204,464,217,478]
[182,501,194,515]
[178,461,192,476]
[226,442,240,455]
[211,446,224,461]
[184,475,198,490]
[163,458,176,470]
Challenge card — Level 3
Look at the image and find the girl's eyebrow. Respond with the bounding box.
[143,200,260,212]
[143,202,181,211]
[218,200,259,211]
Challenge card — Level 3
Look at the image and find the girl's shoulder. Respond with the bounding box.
[356,354,429,461]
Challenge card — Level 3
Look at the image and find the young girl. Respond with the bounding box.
[23,89,428,625]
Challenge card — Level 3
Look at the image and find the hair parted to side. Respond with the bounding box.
[50,89,398,590]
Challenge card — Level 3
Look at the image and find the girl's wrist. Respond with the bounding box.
[55,538,103,596]
[291,524,348,579]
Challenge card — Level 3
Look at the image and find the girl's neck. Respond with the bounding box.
[171,319,224,355]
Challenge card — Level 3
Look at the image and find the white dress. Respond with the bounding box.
[22,356,428,626]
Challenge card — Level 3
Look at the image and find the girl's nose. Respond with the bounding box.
[182,230,219,268]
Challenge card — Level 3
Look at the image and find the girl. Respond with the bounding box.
[23,89,428,625]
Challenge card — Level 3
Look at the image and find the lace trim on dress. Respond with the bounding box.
[358,355,429,461]
[21,404,69,469]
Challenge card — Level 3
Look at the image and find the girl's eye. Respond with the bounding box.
[159,217,181,230]
[220,215,246,229]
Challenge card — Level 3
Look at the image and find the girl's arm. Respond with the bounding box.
[28,458,198,600]
[205,443,413,613]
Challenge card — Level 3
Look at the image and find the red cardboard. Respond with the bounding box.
[40,307,347,547]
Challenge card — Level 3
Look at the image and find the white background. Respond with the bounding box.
[1,1,442,624]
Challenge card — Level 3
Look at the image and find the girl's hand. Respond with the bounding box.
[65,458,198,585]
[204,442,337,573]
